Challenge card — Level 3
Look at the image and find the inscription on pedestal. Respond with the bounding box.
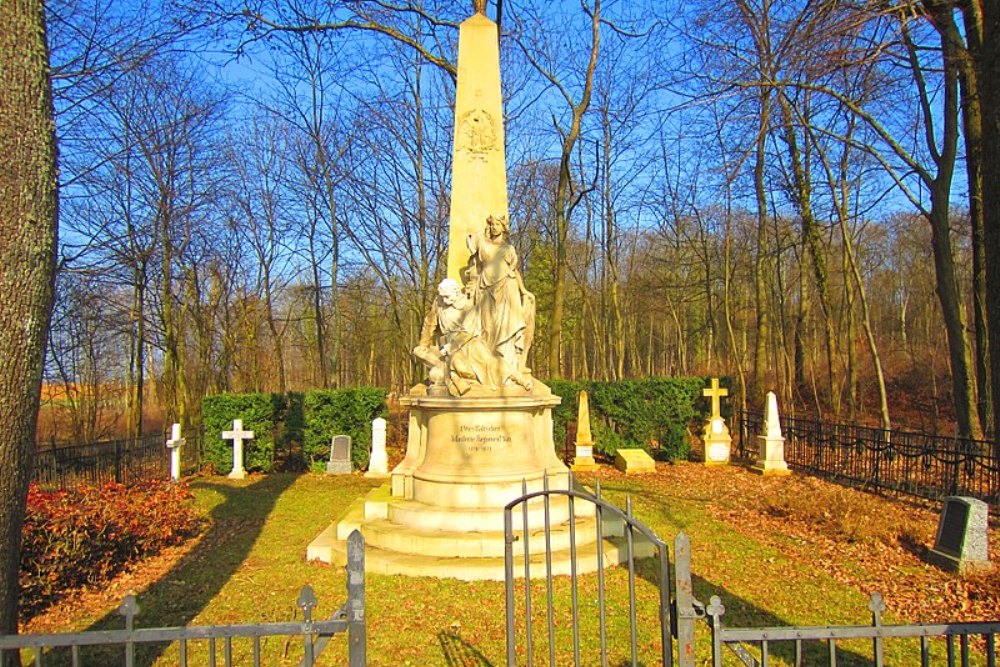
[452,424,513,453]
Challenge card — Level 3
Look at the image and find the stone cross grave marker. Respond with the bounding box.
[702,378,732,465]
[366,418,389,478]
[703,378,728,419]
[927,496,993,575]
[166,423,186,482]
[327,434,353,475]
[222,419,254,480]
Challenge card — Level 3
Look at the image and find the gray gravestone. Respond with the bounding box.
[326,434,353,475]
[927,496,992,575]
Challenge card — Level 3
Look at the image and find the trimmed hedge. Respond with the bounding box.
[303,388,389,470]
[201,388,389,474]
[548,377,722,460]
[20,481,204,620]
[202,392,283,473]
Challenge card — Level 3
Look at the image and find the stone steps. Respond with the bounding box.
[307,483,654,581]
[361,515,620,558]
[309,528,656,581]
[381,495,580,533]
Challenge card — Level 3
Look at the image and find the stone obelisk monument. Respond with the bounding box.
[447,5,508,281]
[307,5,641,579]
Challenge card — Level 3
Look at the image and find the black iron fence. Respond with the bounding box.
[32,434,168,489]
[738,410,1000,507]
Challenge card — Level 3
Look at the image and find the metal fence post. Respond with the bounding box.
[869,592,886,667]
[114,438,123,484]
[119,595,139,667]
[346,529,366,667]
[673,532,698,667]
[705,597,725,667]
[298,586,318,666]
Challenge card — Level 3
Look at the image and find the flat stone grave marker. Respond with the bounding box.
[327,434,353,475]
[927,496,992,575]
[614,448,656,475]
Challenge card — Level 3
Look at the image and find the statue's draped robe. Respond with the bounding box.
[468,232,528,379]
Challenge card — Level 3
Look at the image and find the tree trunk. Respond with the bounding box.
[779,95,839,415]
[546,0,600,378]
[956,3,991,436]
[752,88,772,403]
[982,0,1000,459]
[907,5,981,439]
[0,0,59,650]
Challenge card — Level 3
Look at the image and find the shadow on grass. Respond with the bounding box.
[51,473,302,666]
[438,631,496,666]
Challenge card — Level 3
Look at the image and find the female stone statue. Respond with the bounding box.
[466,214,535,389]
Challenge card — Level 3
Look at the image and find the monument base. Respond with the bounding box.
[703,435,732,466]
[750,465,792,476]
[926,548,994,576]
[572,441,599,471]
[307,383,651,579]
[326,460,352,475]
[753,434,790,475]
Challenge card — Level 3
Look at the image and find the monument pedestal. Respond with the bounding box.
[392,388,567,506]
[308,383,647,579]
[703,417,732,466]
[753,434,790,475]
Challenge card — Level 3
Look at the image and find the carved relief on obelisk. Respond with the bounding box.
[447,12,508,281]
[456,109,499,161]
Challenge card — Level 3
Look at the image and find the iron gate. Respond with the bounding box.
[503,477,703,667]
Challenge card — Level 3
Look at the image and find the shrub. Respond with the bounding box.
[546,377,715,460]
[20,480,204,620]
[303,388,389,469]
[202,392,283,473]
[283,391,305,449]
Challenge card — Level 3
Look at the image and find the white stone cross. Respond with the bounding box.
[222,419,254,480]
[703,378,728,419]
[166,422,186,482]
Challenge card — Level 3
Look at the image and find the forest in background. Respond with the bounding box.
[42,0,992,445]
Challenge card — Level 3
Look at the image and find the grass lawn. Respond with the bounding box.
[23,463,1000,666]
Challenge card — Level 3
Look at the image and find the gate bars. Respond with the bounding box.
[503,475,703,667]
